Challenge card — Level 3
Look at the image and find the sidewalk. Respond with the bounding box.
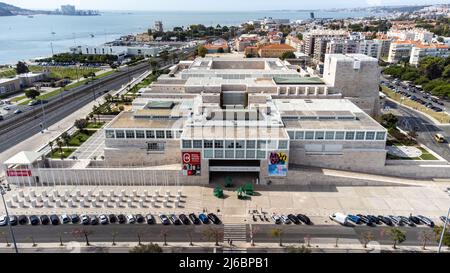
[0,241,447,253]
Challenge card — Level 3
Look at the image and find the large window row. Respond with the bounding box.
[287,130,386,141]
[106,129,182,139]
[202,149,277,160]
[181,139,289,150]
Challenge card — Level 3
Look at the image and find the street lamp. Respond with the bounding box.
[0,184,18,253]
[438,207,450,253]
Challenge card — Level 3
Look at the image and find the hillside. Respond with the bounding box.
[0,2,49,16]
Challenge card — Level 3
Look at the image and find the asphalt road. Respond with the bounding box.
[0,67,146,152]
[0,223,437,247]
[385,100,450,161]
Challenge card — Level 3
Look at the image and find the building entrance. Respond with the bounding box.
[209,160,260,185]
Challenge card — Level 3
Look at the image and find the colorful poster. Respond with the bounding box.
[268,152,288,177]
[6,169,32,177]
[182,152,201,176]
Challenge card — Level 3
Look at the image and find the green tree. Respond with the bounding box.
[74,119,88,132]
[270,228,284,247]
[129,243,163,253]
[296,33,303,40]
[442,65,450,79]
[280,51,296,60]
[286,245,311,253]
[386,228,406,249]
[380,113,398,130]
[149,59,159,70]
[60,132,71,146]
[25,89,40,100]
[203,226,223,247]
[433,225,450,248]
[197,45,207,58]
[16,61,29,74]
[48,141,54,156]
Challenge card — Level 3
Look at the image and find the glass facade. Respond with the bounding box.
[287,130,386,141]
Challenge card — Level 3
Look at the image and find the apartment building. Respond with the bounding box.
[410,44,450,65]
[303,29,348,58]
[258,44,295,58]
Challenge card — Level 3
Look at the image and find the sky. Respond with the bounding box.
[3,0,449,11]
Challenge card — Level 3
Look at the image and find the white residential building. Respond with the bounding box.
[409,44,450,65]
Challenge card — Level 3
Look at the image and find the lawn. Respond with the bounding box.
[49,148,76,159]
[386,145,438,160]
[127,73,160,95]
[29,66,100,80]
[67,130,97,147]
[86,122,105,129]
[0,68,16,78]
[381,86,450,123]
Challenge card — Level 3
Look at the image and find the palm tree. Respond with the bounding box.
[270,228,283,247]
[61,132,70,147]
[48,141,54,156]
[56,138,64,159]
[202,226,223,247]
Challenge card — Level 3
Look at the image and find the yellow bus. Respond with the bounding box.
[434,133,445,143]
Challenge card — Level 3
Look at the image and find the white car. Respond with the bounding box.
[280,215,291,224]
[99,214,108,225]
[271,214,281,224]
[0,215,7,226]
[60,214,71,224]
[329,213,349,226]
[126,214,136,224]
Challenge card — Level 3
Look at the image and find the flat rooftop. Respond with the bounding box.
[273,76,325,85]
[182,125,289,139]
[107,111,185,129]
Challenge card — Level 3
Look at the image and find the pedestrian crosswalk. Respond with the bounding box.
[223,224,248,243]
[222,247,247,253]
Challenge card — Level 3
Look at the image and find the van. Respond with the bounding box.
[329,213,349,226]
[434,133,445,143]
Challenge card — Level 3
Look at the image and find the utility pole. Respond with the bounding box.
[438,207,450,253]
[0,185,18,253]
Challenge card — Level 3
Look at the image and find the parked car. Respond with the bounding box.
[347,215,361,224]
[356,214,373,226]
[146,214,155,225]
[135,214,145,224]
[409,215,421,225]
[296,214,312,225]
[387,215,402,226]
[108,214,117,224]
[280,215,291,224]
[377,215,393,226]
[207,213,221,224]
[159,214,170,225]
[71,214,80,224]
[61,214,71,224]
[417,215,434,227]
[271,214,281,224]
[0,215,8,226]
[40,215,50,225]
[287,214,300,224]
[117,214,126,224]
[90,216,99,225]
[367,215,381,225]
[199,213,209,224]
[13,109,22,114]
[189,213,200,225]
[440,216,450,224]
[179,214,190,225]
[50,214,60,225]
[399,216,415,226]
[30,215,40,225]
[126,214,136,224]
[18,215,28,225]
[329,213,349,226]
[81,214,90,225]
[99,214,109,225]
[170,214,182,225]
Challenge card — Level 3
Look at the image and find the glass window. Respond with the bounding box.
[257,140,267,149]
[376,132,386,140]
[295,131,304,140]
[204,150,213,159]
[165,130,173,139]
[135,130,145,139]
[305,131,314,140]
[246,140,256,149]
[125,130,135,138]
[256,150,266,159]
[345,131,355,140]
[246,150,255,158]
[214,150,224,158]
[365,131,375,140]
[115,130,124,139]
[225,140,235,149]
[235,150,245,158]
[156,130,165,139]
[267,140,277,149]
[325,131,334,140]
[278,140,288,149]
[105,130,115,138]
[193,140,202,149]
[355,131,365,140]
[335,131,345,140]
[315,131,325,140]
[146,130,155,139]
[225,150,234,158]
[214,140,224,149]
[147,142,165,151]
[204,140,213,148]
[288,131,295,139]
[182,140,192,149]
[235,140,245,149]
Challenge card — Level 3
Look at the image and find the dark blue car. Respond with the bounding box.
[347,214,361,224]
[199,213,209,224]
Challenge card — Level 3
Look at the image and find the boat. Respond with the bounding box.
[27,15,34,18]
[51,31,56,35]
[90,34,95,38]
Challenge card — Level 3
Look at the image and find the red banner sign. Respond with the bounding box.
[182,152,201,176]
[7,169,32,177]
[182,152,201,164]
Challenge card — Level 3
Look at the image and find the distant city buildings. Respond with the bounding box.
[56,4,99,16]
[155,21,164,32]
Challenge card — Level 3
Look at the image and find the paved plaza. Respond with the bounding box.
[1,181,449,225]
